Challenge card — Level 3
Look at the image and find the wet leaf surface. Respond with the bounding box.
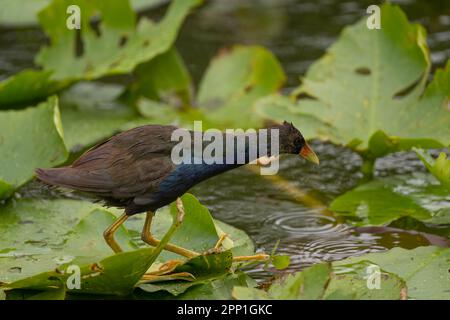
[0,96,67,199]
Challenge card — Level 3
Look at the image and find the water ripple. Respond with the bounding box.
[264,210,344,235]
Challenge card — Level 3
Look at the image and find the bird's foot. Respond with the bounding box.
[206,234,270,263]
[141,259,195,282]
[202,233,229,255]
[140,272,195,283]
[147,259,184,276]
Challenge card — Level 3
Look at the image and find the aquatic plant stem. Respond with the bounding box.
[360,156,375,183]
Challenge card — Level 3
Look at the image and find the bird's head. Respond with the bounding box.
[275,121,319,165]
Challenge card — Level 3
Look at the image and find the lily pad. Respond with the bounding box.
[0,0,201,107]
[0,0,167,27]
[0,194,255,297]
[333,246,450,300]
[197,45,285,129]
[58,82,149,150]
[132,45,286,130]
[0,201,133,283]
[233,262,406,300]
[27,286,66,300]
[4,247,157,296]
[125,47,193,108]
[0,96,68,199]
[329,173,450,226]
[257,4,450,156]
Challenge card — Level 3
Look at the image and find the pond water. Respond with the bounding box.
[1,0,450,283]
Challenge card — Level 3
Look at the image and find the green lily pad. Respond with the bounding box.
[233,262,406,300]
[4,247,157,296]
[0,0,167,27]
[414,148,450,189]
[0,202,134,284]
[132,45,286,130]
[125,47,193,107]
[333,246,450,300]
[197,45,285,129]
[38,0,201,81]
[0,194,255,297]
[268,263,331,299]
[329,173,450,226]
[257,4,450,156]
[26,286,66,300]
[0,96,68,199]
[324,261,407,300]
[0,70,66,108]
[58,82,149,150]
[0,0,201,107]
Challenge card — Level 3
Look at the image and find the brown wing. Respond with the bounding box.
[36,125,178,199]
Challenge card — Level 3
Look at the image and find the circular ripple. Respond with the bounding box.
[247,232,389,282]
[264,210,345,236]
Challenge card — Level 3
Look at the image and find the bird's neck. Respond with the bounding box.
[176,130,279,183]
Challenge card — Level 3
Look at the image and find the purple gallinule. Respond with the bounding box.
[36,121,318,262]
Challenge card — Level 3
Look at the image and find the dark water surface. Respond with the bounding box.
[2,0,450,282]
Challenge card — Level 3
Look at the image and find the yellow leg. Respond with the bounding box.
[214,233,228,250]
[141,209,199,259]
[213,233,270,262]
[141,272,195,282]
[103,213,129,253]
[233,253,270,262]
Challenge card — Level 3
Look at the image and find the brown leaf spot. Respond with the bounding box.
[355,67,371,75]
[90,262,103,272]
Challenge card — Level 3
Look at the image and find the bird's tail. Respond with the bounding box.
[35,167,113,194]
[35,167,78,189]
